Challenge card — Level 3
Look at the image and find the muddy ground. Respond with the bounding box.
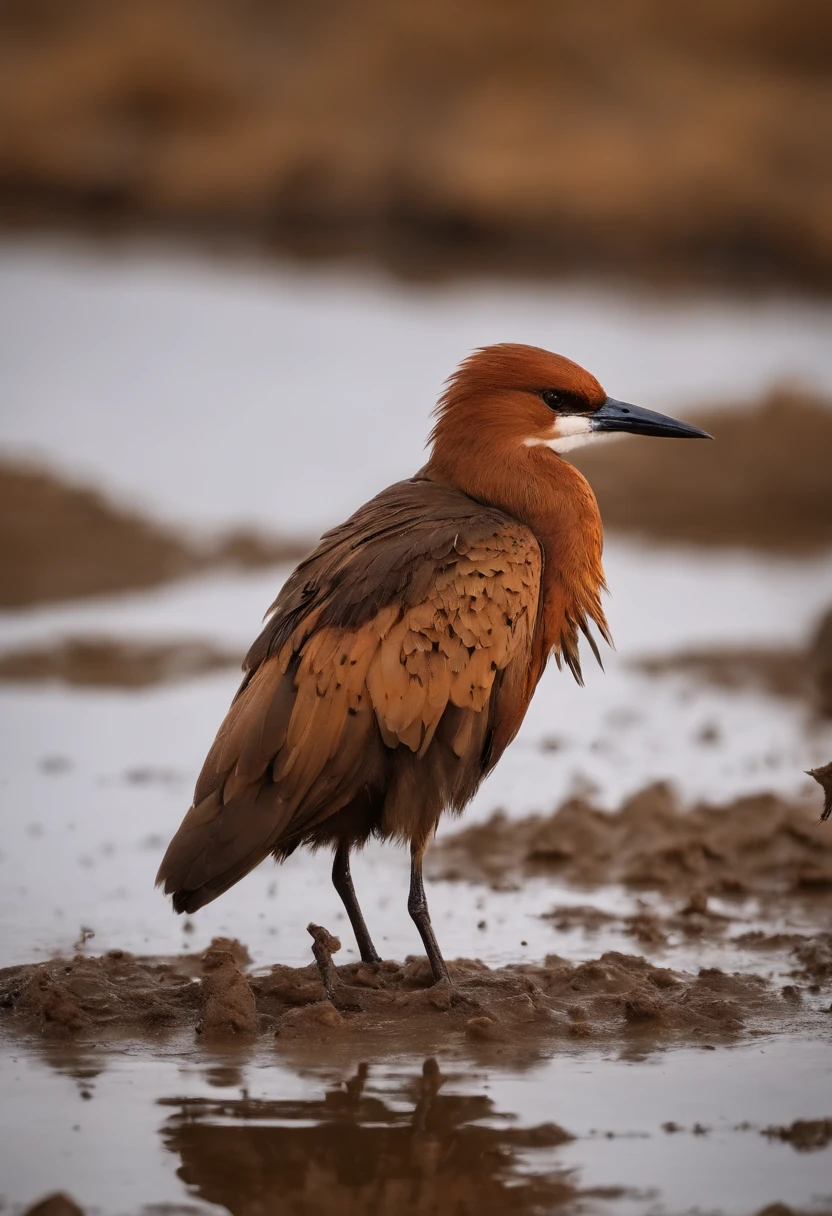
[0,635,242,687]
[1,0,830,290]
[631,591,832,717]
[2,929,829,1061]
[0,459,309,607]
[432,780,832,902]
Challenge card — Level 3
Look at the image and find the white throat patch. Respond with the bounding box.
[523,414,595,454]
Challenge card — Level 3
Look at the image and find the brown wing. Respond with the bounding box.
[156,476,541,912]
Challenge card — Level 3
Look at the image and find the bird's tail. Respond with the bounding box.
[155,786,290,914]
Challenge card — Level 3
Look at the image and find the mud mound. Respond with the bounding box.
[0,460,197,606]
[762,1119,832,1152]
[1,933,827,1053]
[0,950,201,1033]
[0,635,241,687]
[0,460,310,607]
[809,761,832,820]
[572,389,832,551]
[23,1197,84,1216]
[1,0,830,288]
[633,603,832,717]
[432,783,832,901]
[633,647,810,702]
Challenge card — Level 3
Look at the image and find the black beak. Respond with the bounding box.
[591,397,713,440]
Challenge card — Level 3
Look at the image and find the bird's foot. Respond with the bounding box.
[426,975,480,1011]
[354,959,387,989]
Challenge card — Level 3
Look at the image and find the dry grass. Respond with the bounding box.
[0,0,830,285]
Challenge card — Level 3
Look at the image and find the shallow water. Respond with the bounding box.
[1,242,831,1215]
[2,1033,831,1215]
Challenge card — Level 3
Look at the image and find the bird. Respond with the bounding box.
[157,343,710,985]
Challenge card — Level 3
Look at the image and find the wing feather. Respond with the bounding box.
[157,477,543,911]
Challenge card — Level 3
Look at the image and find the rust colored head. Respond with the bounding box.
[428,343,711,493]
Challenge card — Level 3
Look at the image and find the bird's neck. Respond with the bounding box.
[425,442,610,683]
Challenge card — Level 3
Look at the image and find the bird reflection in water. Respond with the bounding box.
[159,1058,584,1215]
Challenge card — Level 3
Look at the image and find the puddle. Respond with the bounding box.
[2,243,832,1214]
[2,1036,831,1215]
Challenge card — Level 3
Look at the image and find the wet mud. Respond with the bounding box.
[0,635,242,687]
[632,603,832,720]
[1,929,829,1057]
[572,388,832,552]
[0,459,309,608]
[432,783,832,904]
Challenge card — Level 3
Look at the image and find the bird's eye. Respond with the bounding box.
[541,390,563,410]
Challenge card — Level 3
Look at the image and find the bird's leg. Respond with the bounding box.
[332,842,382,965]
[408,841,450,986]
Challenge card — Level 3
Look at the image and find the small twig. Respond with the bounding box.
[307,922,363,1011]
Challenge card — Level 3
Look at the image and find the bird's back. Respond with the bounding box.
[156,475,542,912]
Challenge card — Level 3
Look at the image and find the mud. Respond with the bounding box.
[1,929,829,1057]
[432,783,832,904]
[762,1119,832,1152]
[632,604,832,717]
[1,0,830,289]
[0,635,242,687]
[634,647,810,702]
[809,760,832,820]
[0,460,309,608]
[23,1197,84,1216]
[572,388,832,552]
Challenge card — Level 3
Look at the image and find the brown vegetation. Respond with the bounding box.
[0,0,830,287]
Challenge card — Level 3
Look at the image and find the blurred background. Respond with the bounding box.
[1,0,831,286]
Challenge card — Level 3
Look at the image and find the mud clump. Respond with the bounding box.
[572,389,832,552]
[23,1196,85,1216]
[0,460,310,609]
[14,969,91,1033]
[808,760,832,821]
[762,1118,832,1152]
[433,783,832,905]
[0,949,200,1035]
[200,945,257,1035]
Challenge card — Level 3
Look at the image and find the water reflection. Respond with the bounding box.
[159,1058,602,1215]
